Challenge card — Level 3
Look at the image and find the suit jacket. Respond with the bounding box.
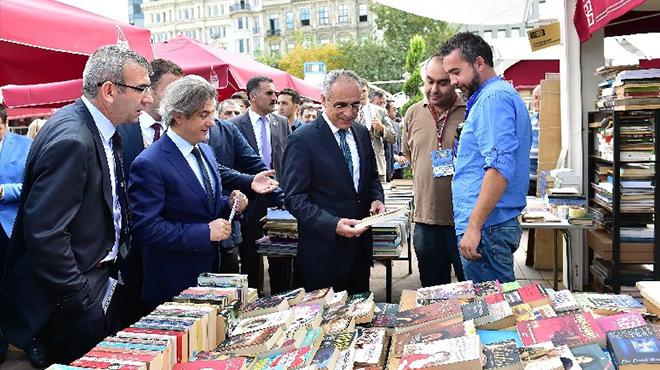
[281,116,384,282]
[207,119,284,205]
[361,103,396,178]
[128,133,230,304]
[0,132,32,236]
[0,99,117,347]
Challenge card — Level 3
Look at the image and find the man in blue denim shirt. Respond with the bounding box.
[439,32,531,283]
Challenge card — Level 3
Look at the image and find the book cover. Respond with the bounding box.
[395,299,462,334]
[327,290,349,306]
[173,358,247,370]
[474,280,502,297]
[482,339,522,370]
[250,346,316,370]
[393,320,472,358]
[322,316,355,335]
[607,325,660,367]
[241,296,288,318]
[121,327,188,364]
[512,303,556,323]
[570,344,614,370]
[232,310,293,336]
[350,300,376,325]
[216,326,282,356]
[348,291,375,304]
[331,332,358,370]
[595,311,647,333]
[517,284,550,307]
[70,358,145,370]
[354,328,387,367]
[516,312,606,348]
[549,290,581,313]
[289,304,323,330]
[398,335,481,370]
[503,290,524,307]
[461,299,491,325]
[501,281,522,293]
[299,288,334,306]
[518,342,563,370]
[574,293,644,313]
[477,329,523,347]
[272,288,305,306]
[556,345,582,370]
[369,303,399,329]
[83,351,162,370]
[416,281,475,304]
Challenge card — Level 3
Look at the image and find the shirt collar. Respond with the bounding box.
[322,112,351,136]
[81,96,116,145]
[167,128,195,157]
[139,111,162,131]
[248,108,270,125]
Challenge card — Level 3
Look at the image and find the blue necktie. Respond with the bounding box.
[338,129,354,179]
[259,116,272,169]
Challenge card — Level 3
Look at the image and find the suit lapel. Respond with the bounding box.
[353,125,370,194]
[160,135,212,212]
[316,117,357,194]
[201,144,221,215]
[238,114,258,153]
[75,100,113,216]
[0,133,16,166]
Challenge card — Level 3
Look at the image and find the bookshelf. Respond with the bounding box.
[587,108,660,293]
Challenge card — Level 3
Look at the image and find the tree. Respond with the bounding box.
[400,35,425,114]
[370,3,457,57]
[277,43,342,78]
[335,38,405,94]
[255,52,281,69]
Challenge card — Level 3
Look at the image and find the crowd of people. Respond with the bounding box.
[0,32,531,367]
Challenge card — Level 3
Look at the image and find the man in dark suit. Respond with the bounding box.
[0,45,152,365]
[281,70,385,294]
[230,76,291,294]
[129,75,247,307]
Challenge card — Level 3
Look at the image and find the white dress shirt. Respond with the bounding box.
[81,96,121,263]
[138,111,166,147]
[167,129,216,195]
[323,112,360,191]
[248,109,272,161]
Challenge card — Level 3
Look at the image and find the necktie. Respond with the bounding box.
[357,109,366,126]
[259,116,272,169]
[151,122,161,142]
[338,129,354,180]
[192,146,215,209]
[111,132,131,259]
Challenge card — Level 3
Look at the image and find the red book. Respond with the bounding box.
[70,358,145,370]
[595,311,647,333]
[483,293,505,305]
[518,284,550,307]
[173,358,247,370]
[122,327,187,363]
[516,312,606,348]
[84,350,158,369]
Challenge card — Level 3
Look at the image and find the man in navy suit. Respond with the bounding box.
[281,70,385,294]
[128,75,247,307]
[0,45,152,365]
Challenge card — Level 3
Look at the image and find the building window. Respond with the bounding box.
[287,42,295,51]
[483,30,493,39]
[162,12,166,22]
[300,8,310,26]
[319,35,330,45]
[358,4,368,22]
[338,33,351,43]
[149,13,154,24]
[511,27,520,37]
[269,13,279,32]
[238,39,245,53]
[237,17,245,29]
[497,29,506,38]
[318,6,329,25]
[155,13,161,22]
[270,43,281,55]
[337,4,348,23]
[285,11,294,30]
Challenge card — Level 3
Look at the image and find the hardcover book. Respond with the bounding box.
[607,325,660,369]
[570,344,614,370]
[397,334,482,370]
[518,342,563,370]
[240,296,289,318]
[394,299,462,334]
[482,339,523,370]
[516,312,606,348]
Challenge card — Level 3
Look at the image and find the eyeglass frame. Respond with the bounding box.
[327,100,361,111]
[98,81,152,94]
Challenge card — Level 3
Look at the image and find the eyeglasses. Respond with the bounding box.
[99,81,151,94]
[330,101,361,111]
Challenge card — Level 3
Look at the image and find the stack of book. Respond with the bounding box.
[258,208,298,256]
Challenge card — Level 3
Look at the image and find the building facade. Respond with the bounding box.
[141,0,376,56]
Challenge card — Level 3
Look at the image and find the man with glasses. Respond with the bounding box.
[439,32,531,283]
[0,45,152,365]
[281,69,385,294]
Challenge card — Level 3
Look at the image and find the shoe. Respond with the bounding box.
[24,339,48,369]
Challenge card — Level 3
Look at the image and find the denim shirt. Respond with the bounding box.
[452,77,532,235]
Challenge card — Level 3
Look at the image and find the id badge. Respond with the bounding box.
[431,149,454,177]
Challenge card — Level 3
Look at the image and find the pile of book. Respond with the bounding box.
[592,180,655,213]
[258,208,298,256]
[596,66,660,111]
[49,276,660,370]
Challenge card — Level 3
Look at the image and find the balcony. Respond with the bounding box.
[266,28,281,37]
[229,3,252,13]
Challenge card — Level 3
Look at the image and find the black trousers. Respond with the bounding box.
[302,247,370,295]
[0,227,8,280]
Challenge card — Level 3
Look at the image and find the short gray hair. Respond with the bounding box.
[82,45,151,99]
[322,69,361,99]
[160,75,217,127]
[217,98,239,113]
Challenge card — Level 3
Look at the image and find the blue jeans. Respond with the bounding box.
[413,223,465,287]
[458,217,522,283]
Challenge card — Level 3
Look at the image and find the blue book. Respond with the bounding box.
[477,329,523,347]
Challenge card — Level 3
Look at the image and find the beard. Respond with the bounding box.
[458,67,482,101]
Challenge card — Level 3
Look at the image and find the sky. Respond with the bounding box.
[56,0,128,23]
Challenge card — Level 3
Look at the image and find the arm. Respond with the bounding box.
[281,133,340,243]
[381,115,397,144]
[0,183,23,203]
[129,156,213,253]
[459,94,519,260]
[218,164,254,195]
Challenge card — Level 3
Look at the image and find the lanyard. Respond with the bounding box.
[429,95,457,150]
[464,76,501,120]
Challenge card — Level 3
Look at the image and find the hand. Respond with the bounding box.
[229,190,248,214]
[251,170,279,194]
[209,219,232,241]
[459,226,483,260]
[372,118,384,132]
[369,200,386,215]
[336,218,365,238]
[394,155,408,165]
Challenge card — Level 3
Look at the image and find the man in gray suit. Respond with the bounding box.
[230,76,292,294]
[357,80,396,182]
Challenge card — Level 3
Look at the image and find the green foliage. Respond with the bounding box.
[255,52,281,69]
[370,2,458,57]
[335,38,405,94]
[277,44,342,78]
[404,35,425,73]
[400,36,424,113]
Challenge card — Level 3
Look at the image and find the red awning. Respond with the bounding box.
[503,60,560,90]
[6,107,56,120]
[154,36,321,101]
[1,79,81,108]
[574,0,647,42]
[0,0,153,86]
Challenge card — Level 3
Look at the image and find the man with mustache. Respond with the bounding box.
[401,54,465,287]
[439,32,531,283]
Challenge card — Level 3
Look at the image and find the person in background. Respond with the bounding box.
[300,103,318,124]
[0,45,153,365]
[401,54,466,287]
[357,80,396,182]
[281,69,385,293]
[218,99,242,120]
[440,32,531,283]
[230,92,250,113]
[529,84,541,194]
[277,88,303,131]
[26,118,47,139]
[386,99,407,180]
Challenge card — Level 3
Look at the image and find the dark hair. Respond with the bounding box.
[385,99,395,111]
[369,90,384,101]
[150,58,183,87]
[300,103,316,114]
[246,76,274,98]
[279,88,301,105]
[0,105,6,124]
[439,32,494,67]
